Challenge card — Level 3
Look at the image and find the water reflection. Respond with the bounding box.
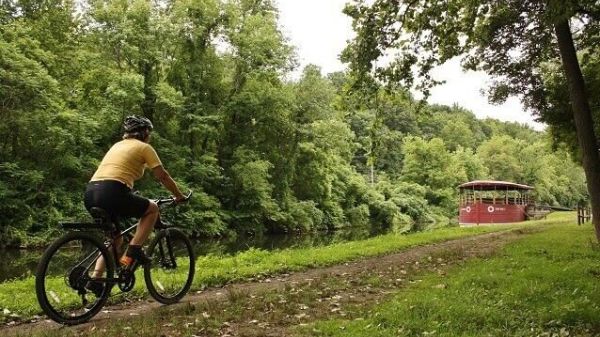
[192,225,387,256]
[0,249,44,283]
[0,225,392,283]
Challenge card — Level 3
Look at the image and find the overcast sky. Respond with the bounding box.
[275,0,545,131]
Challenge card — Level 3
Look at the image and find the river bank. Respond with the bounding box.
[0,223,397,282]
[1,213,571,327]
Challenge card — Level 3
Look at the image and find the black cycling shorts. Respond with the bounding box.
[84,180,149,224]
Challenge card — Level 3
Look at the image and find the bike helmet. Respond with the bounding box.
[123,115,153,133]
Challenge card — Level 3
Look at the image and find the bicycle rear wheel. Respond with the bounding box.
[35,231,114,325]
[144,228,195,304]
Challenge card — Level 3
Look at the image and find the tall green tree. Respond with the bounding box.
[476,136,524,182]
[401,137,466,213]
[537,55,600,158]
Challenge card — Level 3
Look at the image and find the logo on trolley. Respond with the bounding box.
[487,206,495,213]
[465,206,471,213]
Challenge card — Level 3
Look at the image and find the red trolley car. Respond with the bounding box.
[458,180,533,225]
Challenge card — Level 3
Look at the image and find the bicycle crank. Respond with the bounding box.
[117,268,136,292]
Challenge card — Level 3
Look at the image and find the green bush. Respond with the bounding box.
[345,204,371,227]
[283,199,325,232]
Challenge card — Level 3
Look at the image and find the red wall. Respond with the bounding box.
[459,203,527,224]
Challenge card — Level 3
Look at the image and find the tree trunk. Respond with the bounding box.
[140,61,156,121]
[554,19,600,241]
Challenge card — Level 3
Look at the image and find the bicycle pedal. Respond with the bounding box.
[85,280,105,297]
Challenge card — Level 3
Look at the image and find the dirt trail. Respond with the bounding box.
[2,227,537,337]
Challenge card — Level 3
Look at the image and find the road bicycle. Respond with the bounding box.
[35,193,195,325]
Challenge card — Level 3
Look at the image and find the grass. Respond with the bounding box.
[304,213,600,336]
[0,212,571,323]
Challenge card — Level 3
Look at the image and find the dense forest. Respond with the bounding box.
[0,0,588,247]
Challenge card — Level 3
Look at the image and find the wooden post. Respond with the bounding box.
[578,203,592,225]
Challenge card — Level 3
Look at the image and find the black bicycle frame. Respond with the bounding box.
[67,222,137,285]
[71,195,185,285]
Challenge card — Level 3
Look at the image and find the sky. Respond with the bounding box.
[274,0,545,131]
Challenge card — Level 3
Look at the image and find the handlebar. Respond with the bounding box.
[154,190,193,206]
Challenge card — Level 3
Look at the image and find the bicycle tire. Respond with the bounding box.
[144,228,195,304]
[35,231,115,325]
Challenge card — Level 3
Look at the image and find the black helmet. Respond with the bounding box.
[123,115,153,133]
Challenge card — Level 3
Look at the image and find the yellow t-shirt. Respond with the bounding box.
[90,139,162,189]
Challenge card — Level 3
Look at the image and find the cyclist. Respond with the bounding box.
[84,115,186,294]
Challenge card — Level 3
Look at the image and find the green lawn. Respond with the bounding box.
[0,213,567,323]
[306,214,600,336]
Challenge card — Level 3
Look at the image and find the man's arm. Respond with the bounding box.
[152,165,186,201]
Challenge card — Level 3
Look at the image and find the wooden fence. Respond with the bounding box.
[577,204,592,225]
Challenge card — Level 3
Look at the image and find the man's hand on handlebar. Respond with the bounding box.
[174,191,192,203]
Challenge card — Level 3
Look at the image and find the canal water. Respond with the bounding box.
[0,225,392,283]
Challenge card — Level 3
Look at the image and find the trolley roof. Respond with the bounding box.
[458,180,534,191]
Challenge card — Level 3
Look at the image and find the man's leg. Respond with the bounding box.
[129,201,159,246]
[119,201,159,266]
[91,235,123,278]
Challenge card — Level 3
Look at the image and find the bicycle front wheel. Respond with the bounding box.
[144,228,195,304]
[35,231,114,325]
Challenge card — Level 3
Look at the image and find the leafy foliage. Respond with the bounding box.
[0,0,588,246]
[340,0,600,238]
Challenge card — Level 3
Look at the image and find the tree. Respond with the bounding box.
[401,137,466,213]
[454,146,488,182]
[343,0,600,240]
[476,135,524,182]
[537,55,600,157]
[0,0,100,239]
[440,119,475,151]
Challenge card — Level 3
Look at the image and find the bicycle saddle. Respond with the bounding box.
[61,207,114,231]
[90,207,113,226]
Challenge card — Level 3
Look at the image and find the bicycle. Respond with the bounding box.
[35,192,195,325]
